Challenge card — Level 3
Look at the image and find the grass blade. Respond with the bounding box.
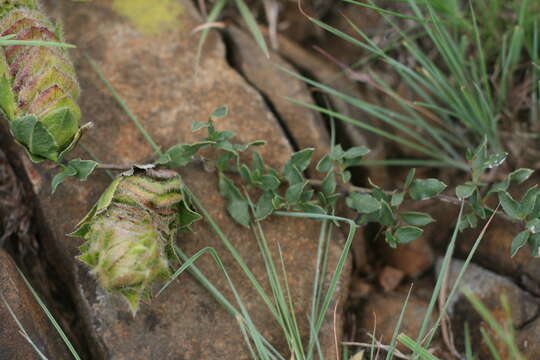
[234,0,269,57]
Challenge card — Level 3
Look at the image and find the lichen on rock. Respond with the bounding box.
[0,0,83,162]
[71,168,200,314]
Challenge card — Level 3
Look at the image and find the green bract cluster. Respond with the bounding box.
[0,0,82,162]
[71,168,200,314]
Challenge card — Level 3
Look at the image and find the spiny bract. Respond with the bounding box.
[0,0,82,162]
[71,168,200,315]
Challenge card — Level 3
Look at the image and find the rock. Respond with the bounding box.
[458,220,540,292]
[0,249,70,360]
[0,0,349,358]
[379,237,434,278]
[378,266,404,292]
[435,258,539,357]
[349,278,373,301]
[226,26,330,176]
[518,316,540,359]
[356,290,436,352]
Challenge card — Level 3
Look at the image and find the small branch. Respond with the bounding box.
[308,179,517,223]
[97,163,134,171]
[309,179,462,206]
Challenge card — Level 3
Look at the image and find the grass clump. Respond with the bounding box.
[289,0,539,169]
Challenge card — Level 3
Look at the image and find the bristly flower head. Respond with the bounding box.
[71,167,201,314]
[0,0,84,162]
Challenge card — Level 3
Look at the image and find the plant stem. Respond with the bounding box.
[86,55,163,156]
[97,163,134,171]
[308,179,462,206]
[308,178,516,223]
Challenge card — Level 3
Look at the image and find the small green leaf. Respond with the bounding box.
[511,230,530,257]
[211,106,229,119]
[283,162,304,185]
[346,192,381,213]
[459,212,478,231]
[385,229,398,248]
[409,178,447,200]
[289,149,314,172]
[456,183,476,199]
[192,121,210,132]
[296,203,326,215]
[271,195,284,210]
[404,168,416,188]
[29,121,59,160]
[395,226,423,244]
[391,192,405,207]
[488,179,509,194]
[162,142,210,167]
[509,168,534,184]
[531,196,540,219]
[401,211,435,226]
[343,146,370,167]
[178,200,202,229]
[254,191,274,220]
[498,192,521,219]
[321,171,336,195]
[239,164,252,184]
[285,181,307,204]
[234,140,265,152]
[520,187,540,218]
[11,115,38,146]
[215,139,236,155]
[379,201,395,226]
[40,107,78,150]
[216,151,235,172]
[526,218,540,234]
[51,166,77,193]
[68,159,99,180]
[258,174,280,191]
[343,146,370,159]
[329,144,345,161]
[529,233,540,257]
[316,155,332,173]
[341,170,351,183]
[218,174,250,227]
[484,152,508,169]
[252,150,265,173]
[300,189,314,203]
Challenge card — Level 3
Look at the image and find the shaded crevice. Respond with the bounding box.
[221,30,302,152]
[0,129,95,360]
[518,306,540,330]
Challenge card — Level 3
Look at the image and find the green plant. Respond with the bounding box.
[0,0,85,162]
[70,168,200,314]
[287,0,539,169]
